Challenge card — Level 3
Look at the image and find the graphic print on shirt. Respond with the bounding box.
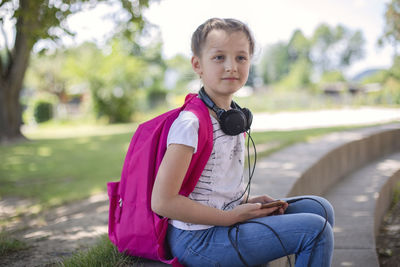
[188,116,245,211]
[168,112,246,230]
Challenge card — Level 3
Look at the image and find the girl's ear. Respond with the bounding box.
[191,56,203,77]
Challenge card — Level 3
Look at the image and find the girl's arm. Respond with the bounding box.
[151,144,279,226]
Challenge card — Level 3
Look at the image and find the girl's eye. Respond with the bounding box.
[237,56,248,61]
[214,55,224,61]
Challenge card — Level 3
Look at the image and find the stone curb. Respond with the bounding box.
[252,123,400,198]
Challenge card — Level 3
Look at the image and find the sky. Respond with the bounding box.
[1,0,395,78]
[63,0,394,78]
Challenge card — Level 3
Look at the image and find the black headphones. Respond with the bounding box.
[198,87,253,136]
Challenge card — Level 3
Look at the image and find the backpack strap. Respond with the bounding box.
[178,94,213,196]
[157,94,213,265]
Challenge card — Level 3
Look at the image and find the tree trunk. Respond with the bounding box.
[0,76,26,143]
[0,1,33,143]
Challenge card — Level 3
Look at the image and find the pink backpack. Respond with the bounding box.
[107,94,213,266]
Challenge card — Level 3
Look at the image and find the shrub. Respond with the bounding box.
[33,100,53,123]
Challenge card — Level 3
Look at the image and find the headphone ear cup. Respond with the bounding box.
[241,108,253,131]
[219,109,247,136]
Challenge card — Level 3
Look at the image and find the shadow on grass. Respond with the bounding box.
[0,132,133,214]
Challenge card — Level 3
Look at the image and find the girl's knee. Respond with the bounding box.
[291,195,335,226]
[304,214,333,247]
[312,196,335,226]
[305,213,327,229]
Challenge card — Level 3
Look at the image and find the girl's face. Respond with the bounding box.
[192,29,251,104]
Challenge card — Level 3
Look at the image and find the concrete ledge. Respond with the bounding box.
[374,168,400,236]
[252,123,400,198]
[325,153,400,267]
[289,127,400,197]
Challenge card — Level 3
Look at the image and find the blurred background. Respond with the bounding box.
[1,2,400,265]
[1,0,399,142]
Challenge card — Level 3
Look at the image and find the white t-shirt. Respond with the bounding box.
[167,111,245,230]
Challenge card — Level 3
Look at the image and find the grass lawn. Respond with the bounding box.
[1,122,137,204]
[0,121,390,265]
[0,129,135,210]
[0,122,374,210]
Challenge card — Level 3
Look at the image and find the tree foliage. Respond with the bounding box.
[26,49,70,100]
[87,40,152,122]
[260,42,290,84]
[165,54,196,93]
[287,29,310,63]
[374,0,400,106]
[26,36,167,123]
[259,23,365,88]
[0,0,154,142]
[310,24,365,73]
[380,0,400,53]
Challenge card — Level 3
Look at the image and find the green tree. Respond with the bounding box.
[138,38,168,108]
[26,35,167,123]
[284,29,313,88]
[165,54,196,93]
[0,0,153,142]
[245,65,257,87]
[259,24,364,88]
[287,29,311,63]
[63,41,148,123]
[260,42,290,84]
[279,58,313,89]
[375,0,400,105]
[320,70,346,83]
[260,30,312,87]
[380,0,400,54]
[310,24,365,74]
[25,49,70,103]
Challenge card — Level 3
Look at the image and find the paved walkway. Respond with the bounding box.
[252,107,400,131]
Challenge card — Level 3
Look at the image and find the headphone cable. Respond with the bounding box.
[222,129,257,210]
[221,130,328,266]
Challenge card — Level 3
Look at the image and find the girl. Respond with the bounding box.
[151,18,334,267]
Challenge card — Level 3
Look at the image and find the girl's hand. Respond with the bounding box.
[226,202,280,225]
[247,195,289,216]
[247,195,275,204]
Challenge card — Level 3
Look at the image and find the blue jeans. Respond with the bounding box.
[166,195,334,267]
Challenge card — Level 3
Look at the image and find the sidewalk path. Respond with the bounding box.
[252,107,400,131]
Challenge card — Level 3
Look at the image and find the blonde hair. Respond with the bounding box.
[191,18,255,57]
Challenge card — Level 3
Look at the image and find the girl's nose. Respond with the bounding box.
[225,58,237,72]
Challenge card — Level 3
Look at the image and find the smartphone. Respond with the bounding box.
[261,200,287,209]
